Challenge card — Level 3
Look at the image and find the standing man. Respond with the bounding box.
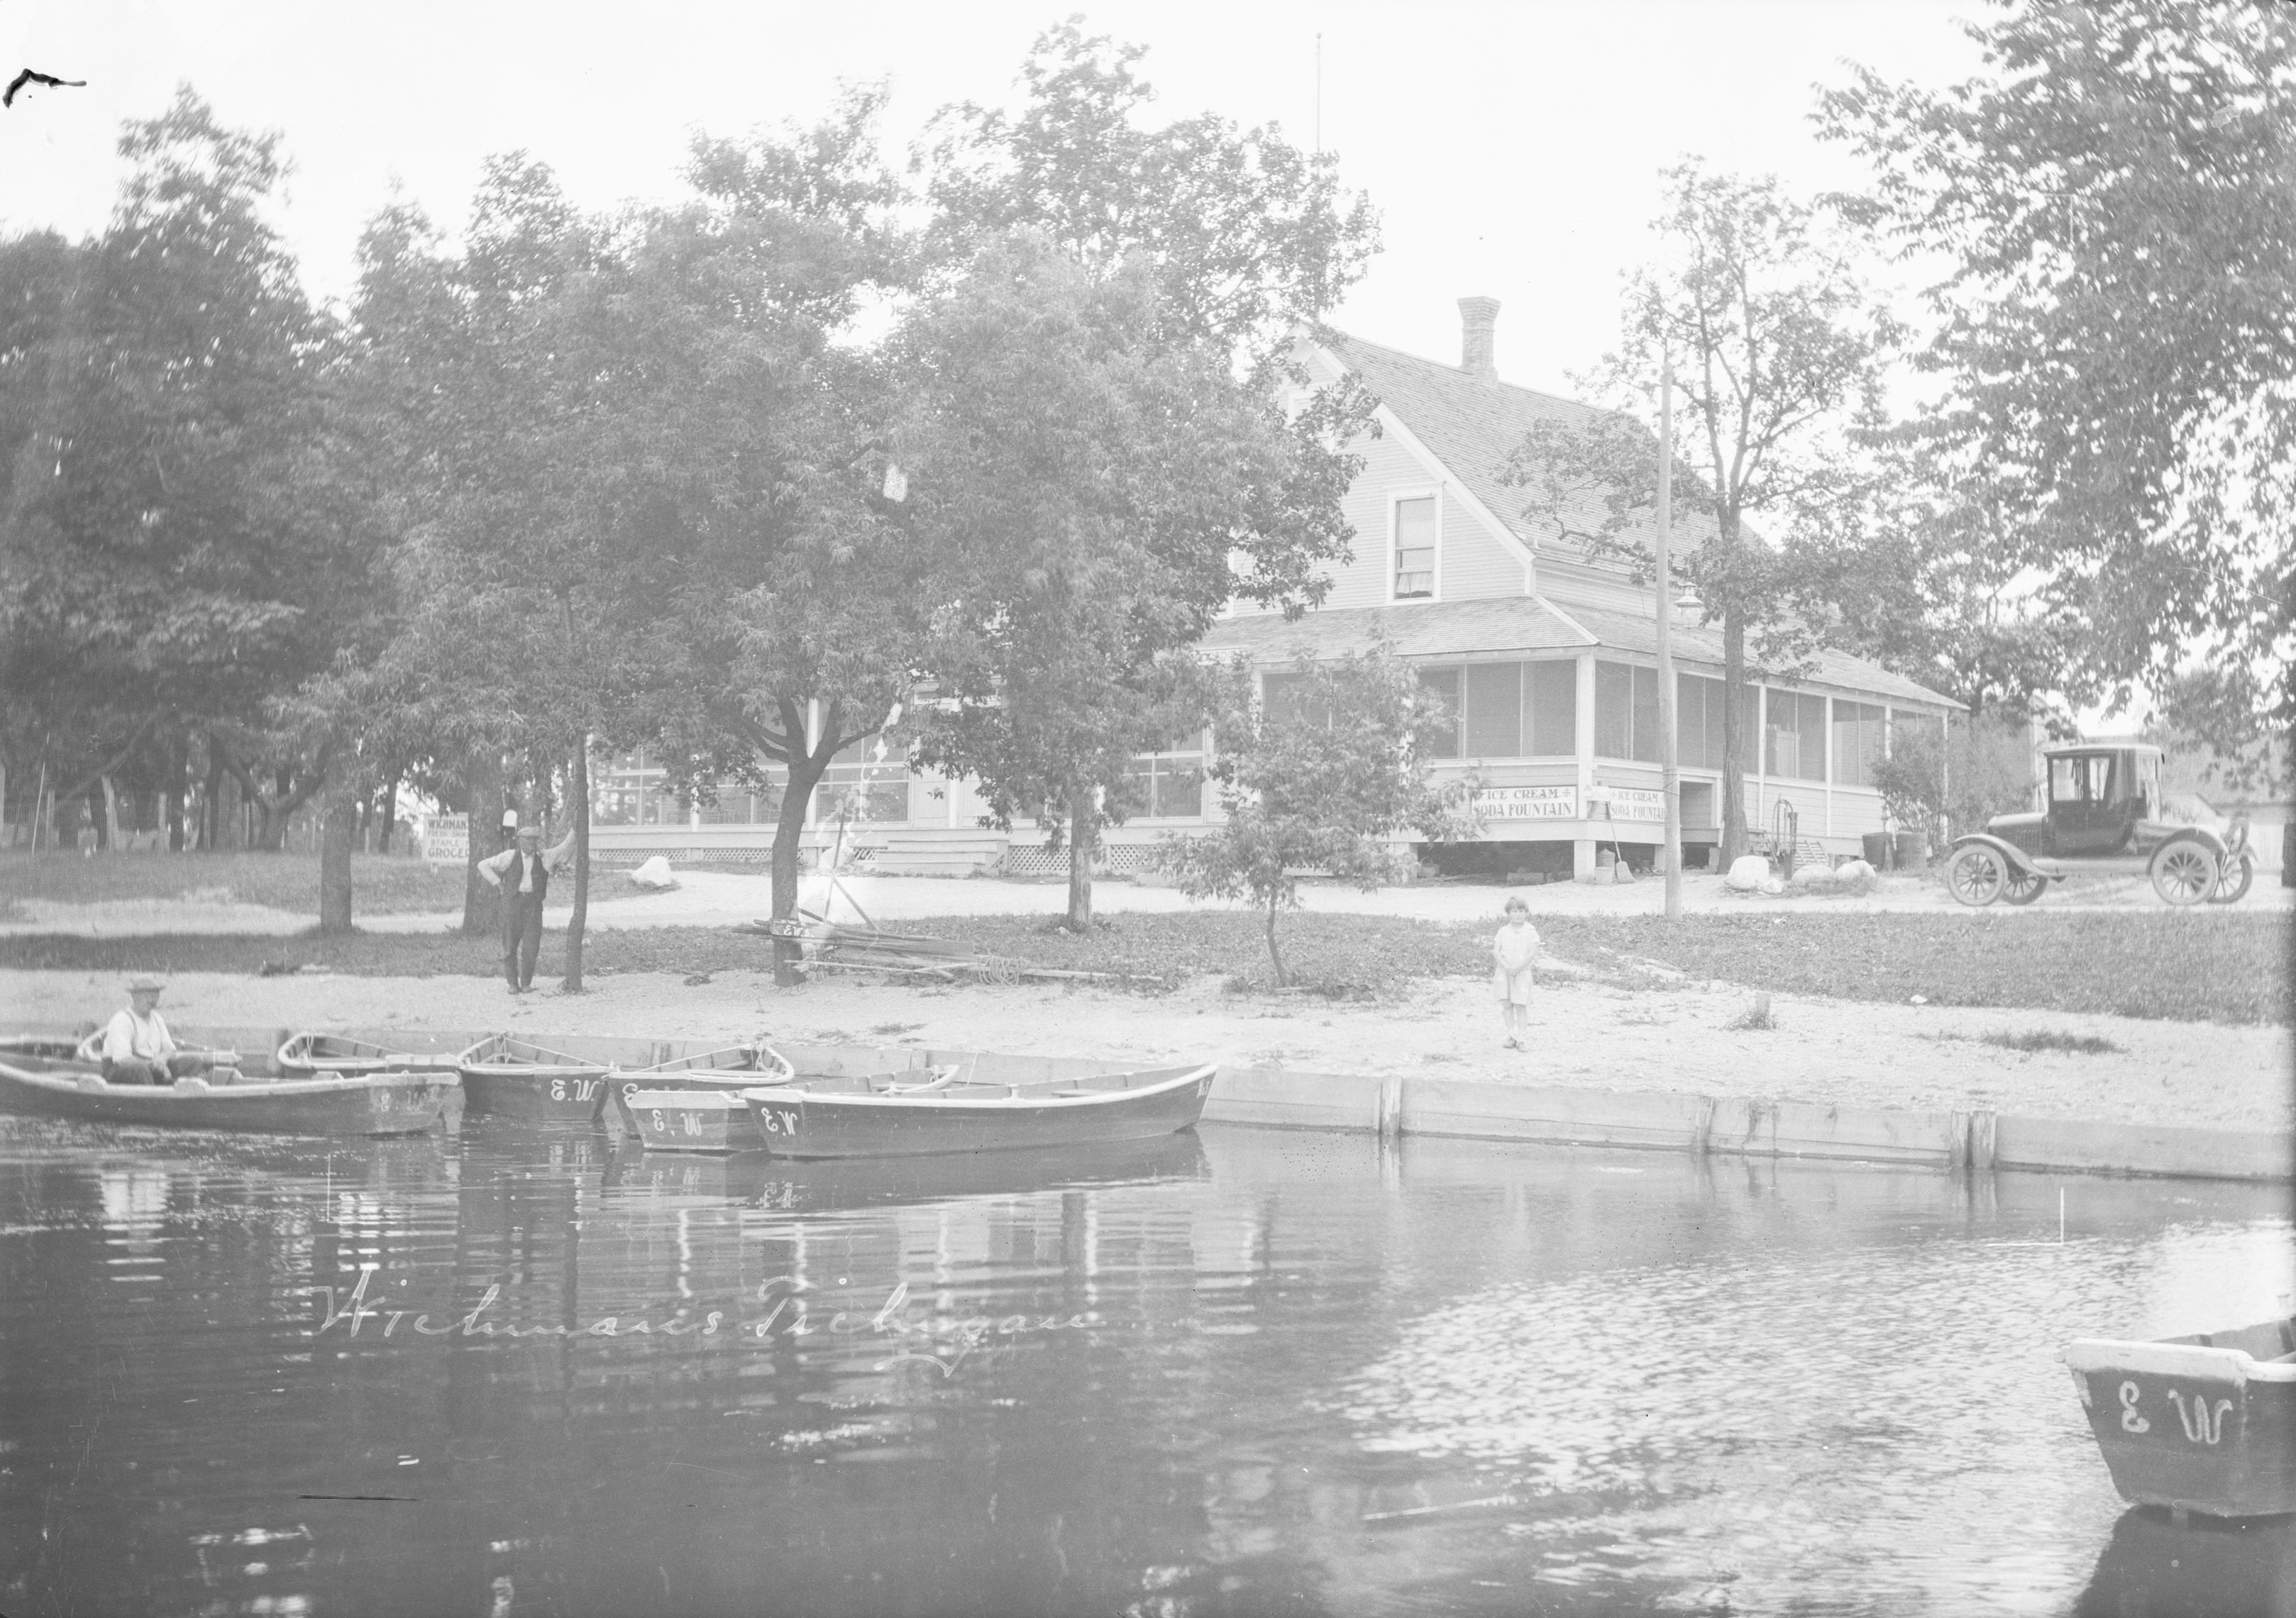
[101,975,211,1084]
[478,821,574,993]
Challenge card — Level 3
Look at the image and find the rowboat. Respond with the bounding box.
[0,1034,89,1061]
[739,1061,1217,1160]
[0,1052,453,1137]
[2066,1315,2296,1517]
[69,1031,242,1070]
[277,1031,460,1077]
[456,1034,611,1121]
[605,1044,797,1146]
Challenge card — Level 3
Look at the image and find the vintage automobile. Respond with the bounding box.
[1945,742,2252,907]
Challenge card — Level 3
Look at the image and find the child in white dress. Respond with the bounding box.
[1492,895,1539,1049]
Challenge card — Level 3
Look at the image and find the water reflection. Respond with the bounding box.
[2077,1508,2296,1617]
[0,1119,2285,1618]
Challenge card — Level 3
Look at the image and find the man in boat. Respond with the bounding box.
[99,975,212,1085]
[477,820,575,994]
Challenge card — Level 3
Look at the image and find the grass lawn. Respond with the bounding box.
[2,907,2285,1026]
[0,851,468,915]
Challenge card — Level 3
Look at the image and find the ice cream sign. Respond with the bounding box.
[1596,786,1666,823]
[1469,785,1579,820]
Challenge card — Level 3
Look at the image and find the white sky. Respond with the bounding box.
[1,0,1988,397]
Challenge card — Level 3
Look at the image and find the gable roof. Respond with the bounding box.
[1202,595,1592,663]
[1315,329,1721,567]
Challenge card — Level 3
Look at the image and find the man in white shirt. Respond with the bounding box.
[477,821,575,993]
[101,975,211,1085]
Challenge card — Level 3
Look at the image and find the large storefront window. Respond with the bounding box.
[1121,733,1209,819]
[1765,690,1828,781]
[1832,701,1886,788]
[815,738,908,825]
[1415,660,1574,760]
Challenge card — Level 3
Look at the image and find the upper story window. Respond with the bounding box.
[1393,494,1437,599]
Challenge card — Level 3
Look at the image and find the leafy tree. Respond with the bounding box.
[898,239,1356,929]
[1782,440,2074,721]
[1505,162,1902,860]
[908,24,1378,928]
[0,91,376,853]
[1818,0,2296,755]
[636,92,923,985]
[1160,651,1469,987]
[357,94,920,984]
[922,18,1376,369]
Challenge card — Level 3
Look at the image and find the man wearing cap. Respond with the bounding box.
[100,977,210,1085]
[477,821,575,993]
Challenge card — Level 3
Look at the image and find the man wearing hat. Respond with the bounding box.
[100,976,211,1085]
[477,820,575,993]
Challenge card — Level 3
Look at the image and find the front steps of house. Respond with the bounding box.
[865,830,1012,877]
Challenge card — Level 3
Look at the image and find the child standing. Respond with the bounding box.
[1492,894,1539,1049]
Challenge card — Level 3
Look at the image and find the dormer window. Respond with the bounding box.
[1393,493,1437,599]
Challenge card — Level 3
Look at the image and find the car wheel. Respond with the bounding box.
[2208,851,2255,904]
[2001,866,2048,905]
[2149,840,2217,907]
[1947,846,2007,907]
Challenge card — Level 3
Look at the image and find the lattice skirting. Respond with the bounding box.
[996,842,1163,877]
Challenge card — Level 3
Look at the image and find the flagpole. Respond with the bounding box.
[1655,357,1682,919]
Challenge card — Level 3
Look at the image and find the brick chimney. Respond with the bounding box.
[1459,297,1499,382]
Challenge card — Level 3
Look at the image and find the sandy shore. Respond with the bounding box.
[8,961,2285,1134]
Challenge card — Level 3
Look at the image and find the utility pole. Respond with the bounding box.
[1655,356,1682,919]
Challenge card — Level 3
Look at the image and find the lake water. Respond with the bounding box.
[0,1116,2289,1617]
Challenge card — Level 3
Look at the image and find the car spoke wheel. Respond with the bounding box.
[2209,852,2255,904]
[2001,866,2048,906]
[2150,841,2217,907]
[1947,846,2007,907]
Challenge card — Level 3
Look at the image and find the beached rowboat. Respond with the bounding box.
[0,1053,453,1137]
[456,1034,612,1121]
[605,1044,796,1147]
[2067,1315,2296,1518]
[619,1089,756,1154]
[277,1031,461,1077]
[69,1031,241,1069]
[739,1062,1217,1160]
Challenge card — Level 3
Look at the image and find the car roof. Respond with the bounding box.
[2040,742,2163,760]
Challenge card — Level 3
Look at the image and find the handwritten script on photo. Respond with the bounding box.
[313,1270,1105,1378]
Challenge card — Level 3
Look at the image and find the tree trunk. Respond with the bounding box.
[562,742,591,992]
[204,737,232,850]
[99,775,121,850]
[375,776,397,854]
[319,782,355,933]
[1721,605,1748,863]
[1263,892,1288,987]
[166,734,187,853]
[461,745,501,937]
[769,750,834,987]
[1064,799,1097,931]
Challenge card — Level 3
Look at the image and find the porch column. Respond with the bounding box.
[1572,649,1598,881]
